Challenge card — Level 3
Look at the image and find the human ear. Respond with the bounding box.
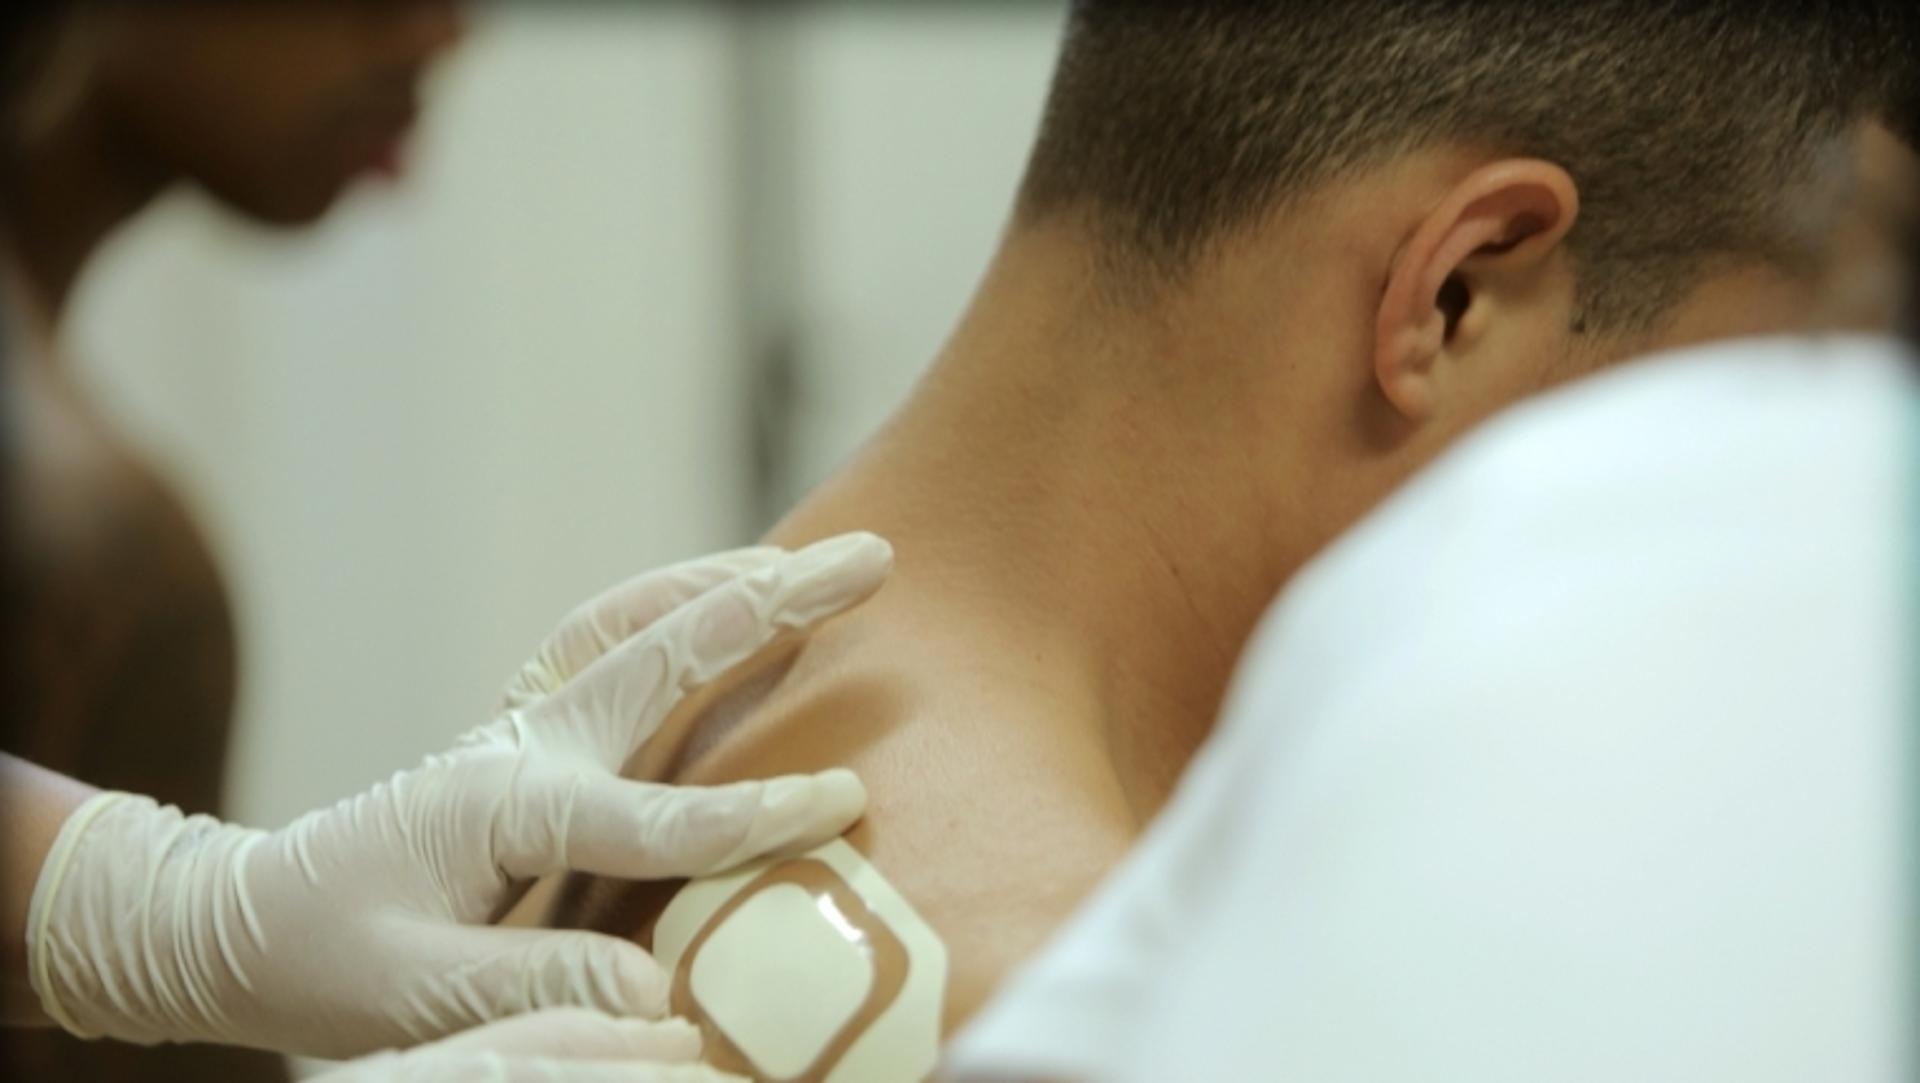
[1373,159,1579,421]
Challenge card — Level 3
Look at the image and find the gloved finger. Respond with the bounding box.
[412,926,675,1027]
[500,768,867,881]
[482,1063,748,1083]
[313,1053,746,1083]
[500,547,785,711]
[476,1063,748,1083]
[426,1008,701,1062]
[534,532,893,767]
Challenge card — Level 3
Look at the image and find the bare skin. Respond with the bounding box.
[532,126,1917,1035]
[2,6,461,1079]
[1,276,270,1083]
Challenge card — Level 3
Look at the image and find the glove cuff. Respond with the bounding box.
[26,791,264,1047]
[27,791,137,1038]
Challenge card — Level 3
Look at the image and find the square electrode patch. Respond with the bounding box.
[689,884,875,1077]
[656,839,948,1083]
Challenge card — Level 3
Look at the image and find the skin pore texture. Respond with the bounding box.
[531,125,1918,1035]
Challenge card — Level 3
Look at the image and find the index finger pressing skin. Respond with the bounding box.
[380,1057,748,1083]
[519,769,869,882]
[533,533,893,769]
[491,1063,749,1083]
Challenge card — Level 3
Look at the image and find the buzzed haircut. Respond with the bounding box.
[1019,1,1918,332]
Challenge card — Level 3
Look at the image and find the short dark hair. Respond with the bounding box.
[1019,1,1918,332]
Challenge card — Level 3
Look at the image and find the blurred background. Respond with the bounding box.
[58,2,1067,829]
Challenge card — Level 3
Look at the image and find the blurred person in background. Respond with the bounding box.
[3,6,463,1080]
[0,5,894,1083]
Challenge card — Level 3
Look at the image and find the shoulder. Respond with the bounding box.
[4,355,238,806]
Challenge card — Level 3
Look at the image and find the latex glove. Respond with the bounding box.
[311,1009,748,1083]
[26,534,892,1059]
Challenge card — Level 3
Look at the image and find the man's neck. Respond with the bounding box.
[4,97,169,320]
[768,225,1314,821]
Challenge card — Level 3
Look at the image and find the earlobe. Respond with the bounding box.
[1372,158,1579,422]
[1372,278,1445,421]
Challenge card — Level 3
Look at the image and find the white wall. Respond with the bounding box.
[780,5,1068,494]
[62,4,1065,829]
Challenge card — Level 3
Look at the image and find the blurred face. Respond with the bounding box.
[85,1,464,224]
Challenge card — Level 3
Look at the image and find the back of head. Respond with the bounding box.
[1020,0,1916,335]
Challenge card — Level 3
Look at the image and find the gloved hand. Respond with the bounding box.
[26,533,892,1059]
[311,1009,748,1083]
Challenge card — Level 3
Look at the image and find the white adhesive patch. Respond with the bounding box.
[656,839,948,1083]
[689,885,874,1078]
